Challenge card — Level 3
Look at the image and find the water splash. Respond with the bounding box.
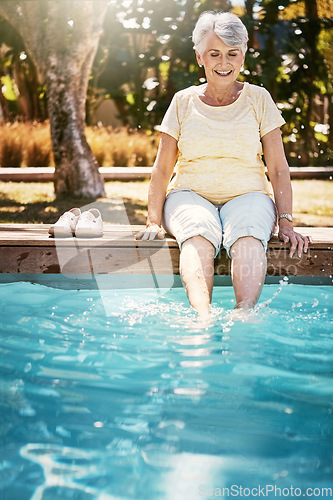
[255,276,290,311]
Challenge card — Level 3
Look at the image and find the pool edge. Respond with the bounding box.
[0,273,331,289]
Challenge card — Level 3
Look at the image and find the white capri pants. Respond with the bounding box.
[163,190,277,258]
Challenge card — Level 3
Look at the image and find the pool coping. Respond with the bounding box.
[0,224,332,286]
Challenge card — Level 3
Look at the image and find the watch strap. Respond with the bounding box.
[278,213,293,222]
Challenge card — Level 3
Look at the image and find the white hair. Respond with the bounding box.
[192,11,249,55]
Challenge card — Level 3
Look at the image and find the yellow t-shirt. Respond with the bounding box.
[157,82,285,204]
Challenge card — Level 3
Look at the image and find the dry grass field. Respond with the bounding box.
[0,122,159,168]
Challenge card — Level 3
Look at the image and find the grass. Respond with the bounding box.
[0,179,332,227]
[292,180,333,227]
[0,180,150,225]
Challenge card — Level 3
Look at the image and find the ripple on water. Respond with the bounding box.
[0,281,332,499]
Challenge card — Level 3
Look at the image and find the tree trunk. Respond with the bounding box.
[46,68,104,197]
[328,96,333,162]
[13,59,33,121]
[0,85,11,121]
[302,0,320,165]
[0,0,107,198]
[245,0,256,48]
[44,1,107,197]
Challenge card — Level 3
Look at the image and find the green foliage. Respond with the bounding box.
[0,75,16,101]
[0,16,47,121]
[241,0,332,165]
[90,0,231,129]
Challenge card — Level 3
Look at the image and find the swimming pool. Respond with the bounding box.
[0,279,332,500]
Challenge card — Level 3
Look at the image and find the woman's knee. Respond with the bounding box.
[230,236,266,261]
[182,235,216,256]
[221,193,276,256]
[181,236,216,275]
[163,191,222,255]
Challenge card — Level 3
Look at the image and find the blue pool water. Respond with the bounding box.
[0,280,332,500]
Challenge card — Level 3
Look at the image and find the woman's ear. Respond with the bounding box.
[196,50,203,68]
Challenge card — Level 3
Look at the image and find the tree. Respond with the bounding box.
[276,0,333,165]
[0,0,108,197]
[241,0,332,166]
[0,16,45,122]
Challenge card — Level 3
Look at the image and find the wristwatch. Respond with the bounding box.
[278,213,293,223]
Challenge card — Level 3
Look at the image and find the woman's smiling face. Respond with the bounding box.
[196,32,245,85]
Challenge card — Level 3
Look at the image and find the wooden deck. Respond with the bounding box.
[0,224,332,286]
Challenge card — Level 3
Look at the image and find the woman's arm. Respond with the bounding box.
[135,132,178,240]
[262,128,312,257]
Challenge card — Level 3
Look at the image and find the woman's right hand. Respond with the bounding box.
[135,223,166,241]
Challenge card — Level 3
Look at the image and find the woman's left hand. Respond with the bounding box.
[278,226,313,258]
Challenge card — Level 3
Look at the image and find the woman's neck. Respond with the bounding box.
[201,81,244,107]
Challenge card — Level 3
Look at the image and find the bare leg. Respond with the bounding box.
[230,236,267,309]
[180,236,215,319]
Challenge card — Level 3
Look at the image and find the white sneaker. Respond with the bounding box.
[75,209,103,238]
[48,208,81,237]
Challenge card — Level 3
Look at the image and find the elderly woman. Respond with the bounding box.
[136,11,311,318]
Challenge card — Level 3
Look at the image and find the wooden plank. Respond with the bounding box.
[0,224,331,277]
[214,247,332,277]
[0,224,332,245]
[0,245,179,275]
[0,244,331,277]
